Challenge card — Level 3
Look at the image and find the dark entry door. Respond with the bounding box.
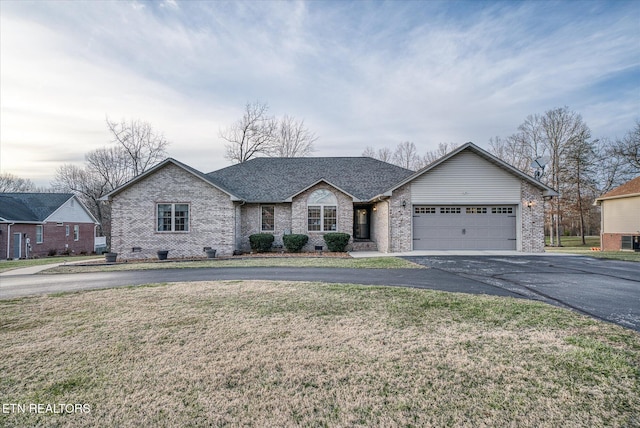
[354,208,370,240]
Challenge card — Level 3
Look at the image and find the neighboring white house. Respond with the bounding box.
[595,176,640,251]
[102,143,557,259]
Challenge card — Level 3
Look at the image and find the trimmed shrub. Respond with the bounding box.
[283,234,309,253]
[249,233,275,253]
[323,232,351,252]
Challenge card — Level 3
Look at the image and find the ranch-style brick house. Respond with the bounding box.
[103,142,557,259]
[0,193,99,259]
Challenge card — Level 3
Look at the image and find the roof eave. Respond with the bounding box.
[283,178,359,202]
[595,192,640,203]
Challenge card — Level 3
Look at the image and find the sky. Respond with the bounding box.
[1,0,639,187]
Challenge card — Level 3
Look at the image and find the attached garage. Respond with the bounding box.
[413,205,517,250]
[382,143,557,253]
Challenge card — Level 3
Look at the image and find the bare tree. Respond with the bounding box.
[362,146,394,163]
[595,137,637,194]
[52,163,110,237]
[220,101,277,163]
[542,107,591,246]
[393,141,421,170]
[270,115,317,157]
[613,120,640,171]
[0,172,35,192]
[54,118,170,245]
[106,117,169,175]
[563,128,597,244]
[422,142,461,167]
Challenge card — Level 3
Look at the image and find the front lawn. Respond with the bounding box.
[44,256,423,273]
[0,255,100,273]
[545,235,640,262]
[1,281,638,427]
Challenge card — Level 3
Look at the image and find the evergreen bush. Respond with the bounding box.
[323,232,350,252]
[249,233,275,253]
[283,234,309,252]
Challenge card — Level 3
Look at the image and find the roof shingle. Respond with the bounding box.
[598,176,640,200]
[206,157,414,202]
[0,193,73,222]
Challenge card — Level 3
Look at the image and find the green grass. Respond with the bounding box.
[0,255,100,273]
[545,236,640,262]
[0,281,638,427]
[44,256,423,274]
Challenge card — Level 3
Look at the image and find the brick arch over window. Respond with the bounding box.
[307,189,337,232]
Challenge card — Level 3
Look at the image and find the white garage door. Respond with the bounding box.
[413,206,517,250]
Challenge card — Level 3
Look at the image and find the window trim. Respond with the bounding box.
[156,203,190,233]
[261,205,275,232]
[307,190,338,232]
[73,225,79,241]
[308,205,338,232]
[36,225,43,244]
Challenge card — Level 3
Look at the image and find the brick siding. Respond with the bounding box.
[291,183,353,252]
[601,233,622,251]
[388,184,412,253]
[520,180,546,253]
[0,223,95,259]
[110,163,235,259]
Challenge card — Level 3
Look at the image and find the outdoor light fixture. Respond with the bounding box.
[402,200,407,208]
[373,206,377,212]
[525,200,535,209]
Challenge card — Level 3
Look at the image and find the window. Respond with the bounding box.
[36,225,43,244]
[73,225,79,241]
[65,225,70,236]
[157,203,190,232]
[261,205,275,231]
[466,207,487,214]
[492,207,513,214]
[307,189,337,232]
[415,207,436,214]
[440,207,461,214]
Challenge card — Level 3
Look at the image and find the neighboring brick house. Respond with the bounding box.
[594,176,640,251]
[103,143,557,259]
[0,193,99,259]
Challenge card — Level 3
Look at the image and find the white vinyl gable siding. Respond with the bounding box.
[47,197,96,223]
[410,151,521,204]
[601,196,640,234]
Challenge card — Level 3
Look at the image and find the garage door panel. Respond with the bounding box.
[413,206,516,250]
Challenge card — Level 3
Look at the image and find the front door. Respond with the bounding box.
[13,233,21,260]
[354,207,370,240]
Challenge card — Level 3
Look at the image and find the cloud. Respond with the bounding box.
[0,0,638,185]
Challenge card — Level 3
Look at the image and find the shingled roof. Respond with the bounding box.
[206,157,414,202]
[596,176,640,201]
[0,193,74,222]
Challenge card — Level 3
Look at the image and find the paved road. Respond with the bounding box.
[0,256,638,331]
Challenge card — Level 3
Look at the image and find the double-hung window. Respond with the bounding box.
[157,203,190,232]
[36,225,43,244]
[73,225,79,241]
[261,206,275,231]
[307,189,337,232]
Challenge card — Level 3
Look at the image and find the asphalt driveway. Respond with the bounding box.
[0,255,638,331]
[403,255,640,331]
